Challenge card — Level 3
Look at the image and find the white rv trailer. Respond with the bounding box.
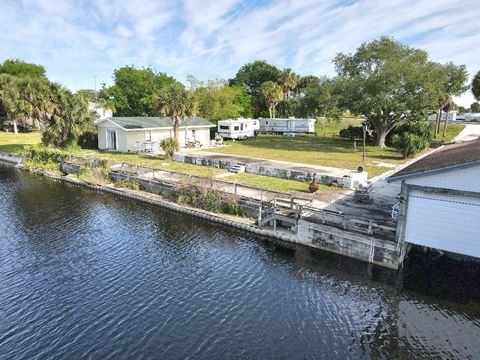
[258,117,316,134]
[217,118,260,139]
[428,111,457,122]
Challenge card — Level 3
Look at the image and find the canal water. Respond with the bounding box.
[1,165,480,359]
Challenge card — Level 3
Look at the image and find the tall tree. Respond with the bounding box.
[230,60,280,116]
[472,70,480,101]
[471,102,480,113]
[433,62,468,137]
[104,66,176,116]
[0,59,46,79]
[41,84,96,147]
[278,68,300,100]
[155,83,196,150]
[260,81,283,118]
[335,37,451,147]
[296,77,342,118]
[192,78,252,121]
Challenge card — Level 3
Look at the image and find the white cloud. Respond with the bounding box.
[0,0,478,98]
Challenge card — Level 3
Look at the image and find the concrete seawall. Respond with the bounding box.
[1,156,401,270]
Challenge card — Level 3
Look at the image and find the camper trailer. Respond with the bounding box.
[258,117,316,134]
[217,118,260,139]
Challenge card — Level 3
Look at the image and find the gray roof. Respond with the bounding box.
[388,139,480,182]
[103,116,214,130]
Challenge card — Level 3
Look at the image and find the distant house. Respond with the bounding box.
[217,118,259,139]
[88,102,113,122]
[258,117,316,134]
[388,140,480,258]
[95,117,215,152]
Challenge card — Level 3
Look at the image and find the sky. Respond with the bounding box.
[1,0,479,106]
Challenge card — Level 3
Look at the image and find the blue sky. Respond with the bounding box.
[1,0,479,106]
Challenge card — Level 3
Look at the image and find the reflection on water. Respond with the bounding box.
[1,165,479,359]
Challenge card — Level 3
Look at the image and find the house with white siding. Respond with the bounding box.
[96,117,215,153]
[388,140,480,259]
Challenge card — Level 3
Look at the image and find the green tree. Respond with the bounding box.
[392,121,434,158]
[260,81,283,118]
[230,60,280,116]
[334,37,451,147]
[105,66,176,116]
[0,59,46,79]
[296,77,342,118]
[278,68,300,100]
[41,86,96,147]
[155,83,196,150]
[471,102,480,113]
[472,70,480,101]
[193,80,252,121]
[433,62,468,137]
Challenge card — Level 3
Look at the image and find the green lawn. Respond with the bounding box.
[207,119,466,178]
[0,131,322,192]
[0,131,41,154]
[228,172,338,193]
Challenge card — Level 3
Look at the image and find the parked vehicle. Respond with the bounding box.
[258,117,316,134]
[217,118,259,139]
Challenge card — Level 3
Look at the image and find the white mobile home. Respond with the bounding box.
[388,140,480,259]
[217,118,259,139]
[96,117,215,153]
[258,117,316,134]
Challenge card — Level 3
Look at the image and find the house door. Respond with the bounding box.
[107,130,117,150]
[287,120,294,130]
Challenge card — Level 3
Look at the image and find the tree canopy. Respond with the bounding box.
[334,36,457,146]
[260,81,283,118]
[472,70,480,101]
[103,66,177,117]
[0,59,46,79]
[190,78,252,121]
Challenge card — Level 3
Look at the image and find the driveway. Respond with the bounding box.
[454,123,480,142]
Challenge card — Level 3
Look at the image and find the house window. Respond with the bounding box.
[145,130,152,141]
[191,129,196,139]
[220,125,229,130]
[234,126,240,131]
[265,121,269,125]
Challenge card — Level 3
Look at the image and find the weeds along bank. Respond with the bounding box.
[21,146,249,217]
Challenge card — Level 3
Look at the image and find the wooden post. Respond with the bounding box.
[322,210,326,224]
[260,189,264,203]
[342,215,347,230]
[234,183,237,195]
[273,217,277,231]
[368,220,373,235]
[290,195,294,209]
[257,205,262,225]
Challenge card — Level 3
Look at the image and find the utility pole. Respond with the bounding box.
[93,76,98,103]
[362,123,368,163]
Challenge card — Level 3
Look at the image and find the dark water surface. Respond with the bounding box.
[1,165,480,359]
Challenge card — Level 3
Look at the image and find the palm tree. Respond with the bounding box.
[278,68,300,100]
[442,97,454,138]
[155,83,197,150]
[260,81,283,118]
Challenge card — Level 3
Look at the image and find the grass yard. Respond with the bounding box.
[0,131,41,154]
[228,172,337,193]
[0,131,318,192]
[207,119,466,178]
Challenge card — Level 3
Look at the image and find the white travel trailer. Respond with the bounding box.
[258,117,316,134]
[217,118,260,139]
[428,111,457,122]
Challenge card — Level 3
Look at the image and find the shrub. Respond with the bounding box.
[77,162,111,185]
[23,145,69,164]
[391,121,434,158]
[174,179,244,216]
[160,138,178,160]
[114,178,141,190]
[339,125,373,142]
